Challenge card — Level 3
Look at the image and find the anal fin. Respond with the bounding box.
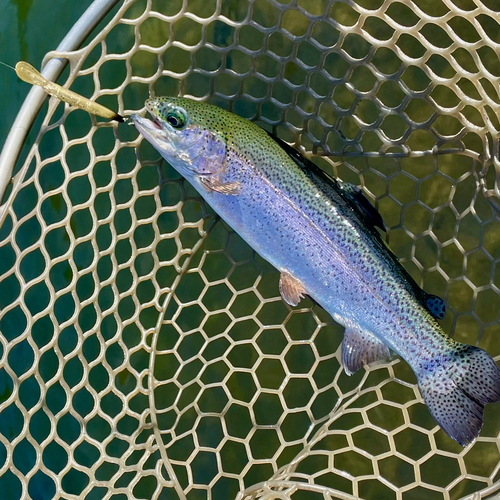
[279,272,306,307]
[342,326,391,376]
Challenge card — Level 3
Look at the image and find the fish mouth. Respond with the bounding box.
[148,115,163,130]
[131,98,166,132]
[130,113,165,142]
[131,97,171,141]
[131,109,180,160]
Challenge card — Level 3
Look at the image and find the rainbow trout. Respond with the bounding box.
[131,97,500,446]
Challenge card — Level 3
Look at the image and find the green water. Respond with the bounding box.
[0,0,95,151]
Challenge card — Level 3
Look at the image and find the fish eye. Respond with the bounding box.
[165,108,187,129]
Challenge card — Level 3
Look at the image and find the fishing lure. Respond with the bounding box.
[14,61,124,122]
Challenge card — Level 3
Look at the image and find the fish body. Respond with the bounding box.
[131,97,500,446]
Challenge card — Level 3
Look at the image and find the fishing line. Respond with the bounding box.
[0,60,16,71]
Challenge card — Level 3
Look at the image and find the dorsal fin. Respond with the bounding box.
[267,132,385,232]
[337,182,385,232]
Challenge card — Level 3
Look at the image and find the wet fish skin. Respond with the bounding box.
[131,97,500,446]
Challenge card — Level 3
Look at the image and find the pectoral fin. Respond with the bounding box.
[199,176,241,195]
[342,326,391,375]
[279,272,306,307]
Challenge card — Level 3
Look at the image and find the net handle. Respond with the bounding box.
[0,0,121,205]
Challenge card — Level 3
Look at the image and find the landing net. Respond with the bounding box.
[0,1,499,499]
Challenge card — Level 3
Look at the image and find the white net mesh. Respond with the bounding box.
[1,0,500,499]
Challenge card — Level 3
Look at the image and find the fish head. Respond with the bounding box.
[131,97,229,179]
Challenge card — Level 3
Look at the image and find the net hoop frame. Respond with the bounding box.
[1,1,499,500]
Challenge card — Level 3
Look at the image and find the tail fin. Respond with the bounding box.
[418,345,500,446]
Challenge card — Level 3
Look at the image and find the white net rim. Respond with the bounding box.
[0,0,121,209]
